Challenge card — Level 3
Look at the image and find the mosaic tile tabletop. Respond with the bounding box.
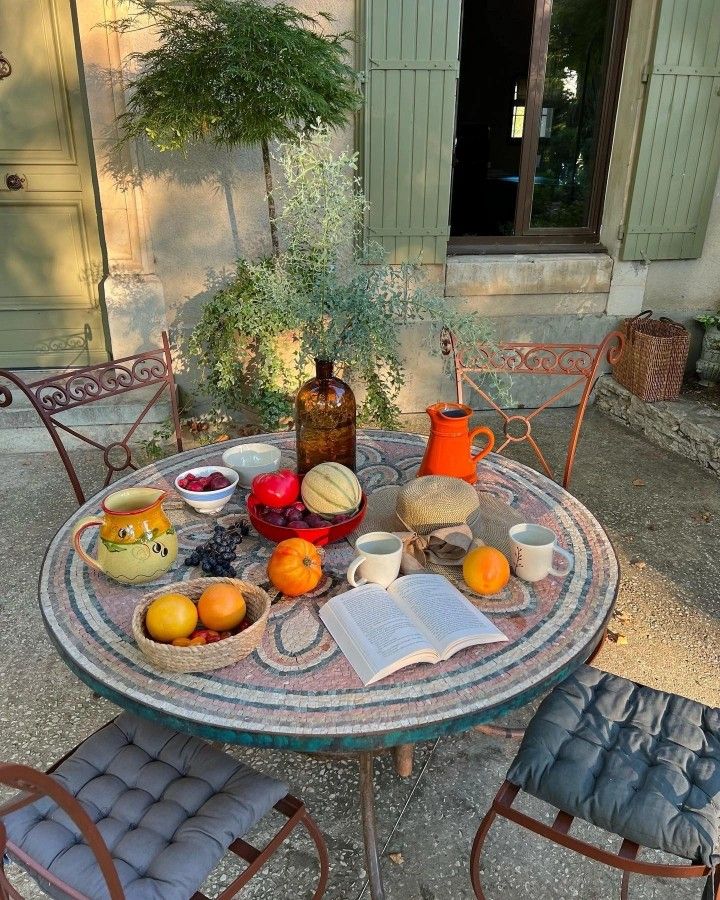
[40,430,619,752]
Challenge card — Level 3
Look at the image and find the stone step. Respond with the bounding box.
[0,369,173,453]
[596,374,720,478]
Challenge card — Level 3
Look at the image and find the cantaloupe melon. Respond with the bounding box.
[301,462,362,517]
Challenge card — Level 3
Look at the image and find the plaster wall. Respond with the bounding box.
[73,0,355,362]
[644,166,720,313]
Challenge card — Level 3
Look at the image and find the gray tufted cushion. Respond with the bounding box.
[507,666,720,867]
[2,713,288,899]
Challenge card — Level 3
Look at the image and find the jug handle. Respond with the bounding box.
[470,426,495,461]
[72,517,105,574]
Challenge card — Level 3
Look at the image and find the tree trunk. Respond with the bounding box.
[261,138,279,256]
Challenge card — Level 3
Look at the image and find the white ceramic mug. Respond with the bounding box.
[347,531,403,588]
[509,523,574,583]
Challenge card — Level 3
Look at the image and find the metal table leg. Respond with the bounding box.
[359,752,385,900]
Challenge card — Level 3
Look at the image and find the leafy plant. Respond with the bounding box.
[110,0,359,252]
[696,314,720,330]
[191,125,495,430]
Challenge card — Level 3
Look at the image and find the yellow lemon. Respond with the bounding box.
[145,593,198,643]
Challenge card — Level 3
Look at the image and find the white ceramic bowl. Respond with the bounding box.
[174,465,239,515]
[221,443,282,488]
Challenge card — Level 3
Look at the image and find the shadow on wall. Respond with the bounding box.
[86,62,271,263]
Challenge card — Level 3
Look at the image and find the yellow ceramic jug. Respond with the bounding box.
[72,487,177,584]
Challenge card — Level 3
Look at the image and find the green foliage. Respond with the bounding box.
[696,314,720,330]
[189,259,296,427]
[191,126,494,430]
[111,0,359,152]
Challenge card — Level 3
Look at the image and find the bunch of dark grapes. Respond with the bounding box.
[184,520,249,577]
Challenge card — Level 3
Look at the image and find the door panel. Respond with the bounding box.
[0,0,107,367]
[0,0,74,161]
[0,203,94,304]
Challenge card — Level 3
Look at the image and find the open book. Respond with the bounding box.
[319,573,508,685]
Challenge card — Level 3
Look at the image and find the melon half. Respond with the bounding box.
[301,462,362,517]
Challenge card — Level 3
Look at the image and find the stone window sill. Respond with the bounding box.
[445,253,613,297]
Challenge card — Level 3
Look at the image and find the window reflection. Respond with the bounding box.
[530,0,614,228]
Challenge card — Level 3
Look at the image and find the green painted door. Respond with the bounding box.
[362,0,462,264]
[622,0,720,261]
[0,0,107,367]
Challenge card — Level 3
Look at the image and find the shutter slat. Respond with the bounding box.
[364,0,461,263]
[622,0,720,260]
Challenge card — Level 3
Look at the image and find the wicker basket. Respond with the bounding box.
[613,311,690,402]
[132,578,271,673]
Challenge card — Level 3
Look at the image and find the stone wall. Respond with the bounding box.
[596,376,720,478]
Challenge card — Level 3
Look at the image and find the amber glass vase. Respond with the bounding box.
[295,359,356,474]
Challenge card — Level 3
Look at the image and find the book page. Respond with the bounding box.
[388,574,507,656]
[319,584,437,684]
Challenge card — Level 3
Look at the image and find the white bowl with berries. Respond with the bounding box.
[174,466,239,514]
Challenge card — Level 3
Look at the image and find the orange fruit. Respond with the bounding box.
[197,583,246,631]
[145,593,198,642]
[463,546,510,596]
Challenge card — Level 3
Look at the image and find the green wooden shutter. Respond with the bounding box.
[622,0,720,261]
[362,0,462,264]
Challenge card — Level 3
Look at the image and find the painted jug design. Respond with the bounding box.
[72,487,177,584]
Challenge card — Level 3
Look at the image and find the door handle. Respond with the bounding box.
[0,53,11,80]
[5,174,25,191]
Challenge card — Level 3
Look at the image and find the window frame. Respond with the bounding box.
[448,0,632,254]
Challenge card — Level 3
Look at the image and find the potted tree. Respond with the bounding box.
[110,0,359,254]
[190,126,495,442]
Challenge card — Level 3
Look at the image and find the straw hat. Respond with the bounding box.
[350,475,523,563]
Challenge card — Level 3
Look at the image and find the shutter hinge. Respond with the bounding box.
[641,63,650,84]
[617,223,625,241]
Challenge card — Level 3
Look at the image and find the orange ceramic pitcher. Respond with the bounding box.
[417,402,495,484]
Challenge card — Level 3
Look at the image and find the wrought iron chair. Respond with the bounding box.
[0,713,329,899]
[440,328,625,489]
[470,666,720,900]
[0,332,182,505]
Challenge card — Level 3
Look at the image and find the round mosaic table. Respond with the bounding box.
[40,429,619,900]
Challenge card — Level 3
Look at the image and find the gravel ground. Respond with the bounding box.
[0,408,717,899]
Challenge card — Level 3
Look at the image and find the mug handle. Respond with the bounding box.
[347,555,368,588]
[550,546,574,577]
[470,426,495,462]
[72,517,105,575]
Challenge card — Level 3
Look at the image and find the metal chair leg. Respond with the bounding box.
[703,869,720,900]
[474,724,525,740]
[470,805,498,899]
[300,810,330,900]
[620,869,630,900]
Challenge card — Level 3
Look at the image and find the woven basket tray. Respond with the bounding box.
[132,578,271,673]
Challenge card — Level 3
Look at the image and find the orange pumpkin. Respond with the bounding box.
[462,546,510,595]
[267,538,323,597]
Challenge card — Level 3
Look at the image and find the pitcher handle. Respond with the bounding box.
[470,426,495,462]
[72,517,105,574]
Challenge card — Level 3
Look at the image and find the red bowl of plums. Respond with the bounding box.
[247,490,367,546]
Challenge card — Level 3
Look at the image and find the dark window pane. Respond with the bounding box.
[529,0,615,228]
[450,0,535,236]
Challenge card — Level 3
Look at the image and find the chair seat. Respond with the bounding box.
[3,714,288,899]
[507,666,720,867]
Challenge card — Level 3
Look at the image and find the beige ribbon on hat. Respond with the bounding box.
[396,520,475,575]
